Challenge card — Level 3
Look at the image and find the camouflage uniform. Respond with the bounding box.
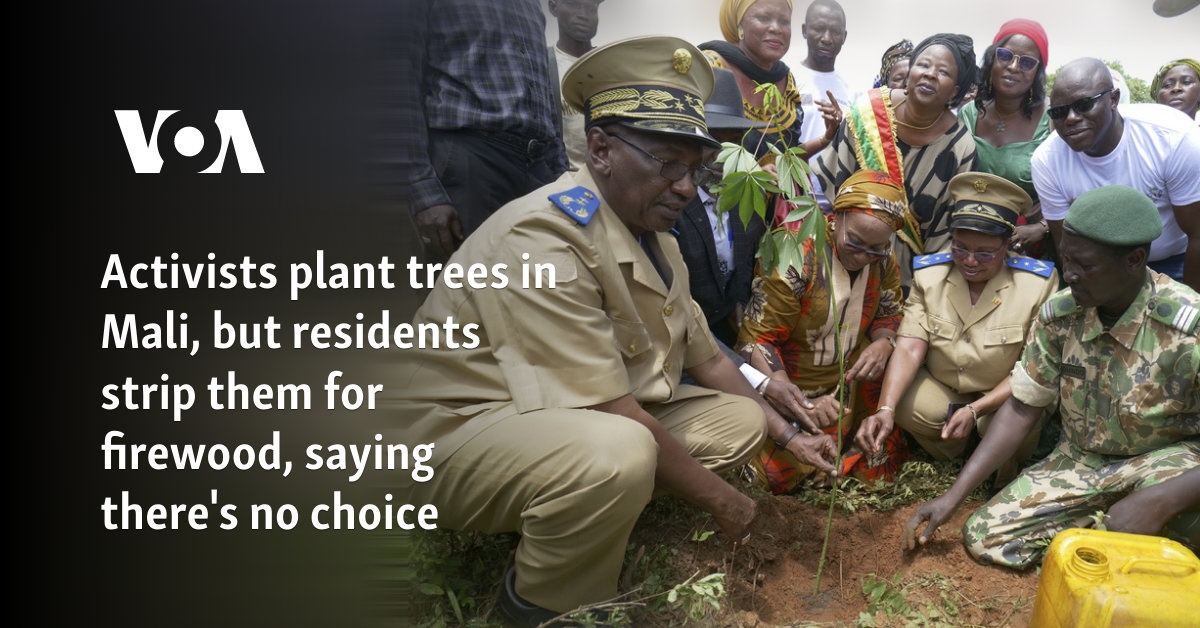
[963,271,1200,568]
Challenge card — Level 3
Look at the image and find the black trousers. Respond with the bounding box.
[427,129,562,240]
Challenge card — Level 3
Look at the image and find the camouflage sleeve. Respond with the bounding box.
[1009,315,1060,408]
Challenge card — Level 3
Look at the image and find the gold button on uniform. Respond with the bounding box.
[662,361,671,372]
[628,343,637,352]
[663,305,674,316]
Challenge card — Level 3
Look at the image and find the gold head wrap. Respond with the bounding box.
[832,169,908,232]
[719,0,793,43]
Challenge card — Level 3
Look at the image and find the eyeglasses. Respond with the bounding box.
[840,223,891,258]
[950,245,1002,265]
[994,47,1039,73]
[609,133,707,183]
[1048,88,1114,120]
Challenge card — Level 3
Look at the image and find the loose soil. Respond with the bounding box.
[629,495,1040,626]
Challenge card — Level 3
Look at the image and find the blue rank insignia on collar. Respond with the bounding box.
[913,252,952,270]
[1006,256,1055,278]
[550,186,600,225]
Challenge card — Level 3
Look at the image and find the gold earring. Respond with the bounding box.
[737,26,744,40]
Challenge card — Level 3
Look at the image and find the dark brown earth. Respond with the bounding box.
[627,495,1040,626]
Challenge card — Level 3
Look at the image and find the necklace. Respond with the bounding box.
[896,101,941,131]
[994,105,1019,133]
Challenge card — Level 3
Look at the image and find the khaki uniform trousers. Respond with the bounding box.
[405,390,764,613]
[895,366,1042,481]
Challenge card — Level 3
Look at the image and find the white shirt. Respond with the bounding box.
[555,45,587,172]
[699,187,734,281]
[1032,103,1200,261]
[792,65,861,211]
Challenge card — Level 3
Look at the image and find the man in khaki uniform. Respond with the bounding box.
[858,173,1058,478]
[395,36,836,625]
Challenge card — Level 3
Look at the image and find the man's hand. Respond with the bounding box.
[415,203,463,257]
[713,492,758,546]
[1105,468,1200,536]
[787,433,839,476]
[903,495,959,551]
[762,378,819,433]
[817,90,843,143]
[855,409,894,454]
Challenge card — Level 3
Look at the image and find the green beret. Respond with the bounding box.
[1064,185,1162,246]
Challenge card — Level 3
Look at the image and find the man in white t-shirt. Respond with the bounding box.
[1033,57,1200,289]
[790,0,860,210]
[549,0,604,172]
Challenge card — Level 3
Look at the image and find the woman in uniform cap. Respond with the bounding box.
[856,172,1059,483]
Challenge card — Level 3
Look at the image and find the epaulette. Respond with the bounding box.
[913,252,952,270]
[549,186,600,225]
[1147,296,1200,334]
[1040,292,1080,323]
[1006,256,1056,278]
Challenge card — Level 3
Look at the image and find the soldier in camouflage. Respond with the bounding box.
[902,184,1200,569]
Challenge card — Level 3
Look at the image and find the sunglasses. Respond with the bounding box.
[1048,88,1114,120]
[950,245,1002,265]
[609,133,711,184]
[995,47,1039,73]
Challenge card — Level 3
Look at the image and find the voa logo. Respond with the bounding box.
[114,110,265,173]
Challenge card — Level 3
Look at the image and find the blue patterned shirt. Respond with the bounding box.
[397,0,567,213]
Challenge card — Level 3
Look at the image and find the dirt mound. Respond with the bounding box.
[631,496,1039,626]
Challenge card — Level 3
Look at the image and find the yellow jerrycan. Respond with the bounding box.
[1031,528,1200,627]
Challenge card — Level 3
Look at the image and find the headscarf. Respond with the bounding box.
[911,33,976,108]
[992,18,1048,68]
[1151,58,1200,95]
[832,169,908,232]
[873,39,913,89]
[719,0,793,44]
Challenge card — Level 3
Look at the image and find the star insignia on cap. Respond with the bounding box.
[972,178,988,193]
[672,48,692,74]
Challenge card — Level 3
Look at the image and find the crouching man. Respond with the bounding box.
[903,185,1200,568]
[395,36,837,625]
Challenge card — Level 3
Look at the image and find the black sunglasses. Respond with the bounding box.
[1048,88,1114,120]
[995,47,1039,73]
[609,133,711,183]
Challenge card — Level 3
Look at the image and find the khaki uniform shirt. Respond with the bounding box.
[1011,271,1200,457]
[899,253,1058,394]
[396,170,719,470]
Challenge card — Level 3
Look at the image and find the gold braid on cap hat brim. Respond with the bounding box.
[586,85,707,128]
[953,201,1017,232]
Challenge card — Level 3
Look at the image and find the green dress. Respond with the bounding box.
[958,101,1054,260]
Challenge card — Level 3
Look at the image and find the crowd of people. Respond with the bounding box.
[398,0,1199,624]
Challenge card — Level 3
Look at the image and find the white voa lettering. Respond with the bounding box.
[113,110,265,174]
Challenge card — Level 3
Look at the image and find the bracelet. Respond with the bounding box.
[1039,219,1049,234]
[876,405,896,415]
[775,427,800,449]
[965,403,979,423]
[885,335,896,349]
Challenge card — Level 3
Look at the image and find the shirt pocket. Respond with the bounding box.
[982,325,1025,348]
[612,317,652,360]
[925,314,960,343]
